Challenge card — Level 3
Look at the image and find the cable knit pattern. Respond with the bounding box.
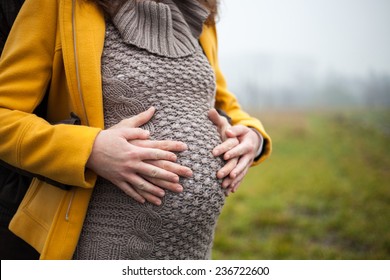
[74,0,225,260]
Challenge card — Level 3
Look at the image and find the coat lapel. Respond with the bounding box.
[60,0,105,128]
[199,25,217,70]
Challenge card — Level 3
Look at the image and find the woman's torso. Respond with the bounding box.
[74,0,226,260]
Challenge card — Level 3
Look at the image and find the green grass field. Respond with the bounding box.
[212,108,390,259]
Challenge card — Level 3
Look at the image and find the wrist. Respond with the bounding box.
[250,128,264,158]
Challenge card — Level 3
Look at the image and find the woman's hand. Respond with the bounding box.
[86,107,192,205]
[208,109,239,193]
[222,125,261,194]
[208,109,261,195]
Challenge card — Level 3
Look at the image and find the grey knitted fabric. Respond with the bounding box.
[74,0,226,260]
[112,0,209,58]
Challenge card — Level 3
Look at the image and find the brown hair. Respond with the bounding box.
[87,0,218,25]
[198,0,218,25]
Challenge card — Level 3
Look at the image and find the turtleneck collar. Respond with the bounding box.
[111,0,210,58]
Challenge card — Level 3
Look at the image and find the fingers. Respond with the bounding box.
[224,126,260,160]
[120,127,150,141]
[135,162,180,183]
[223,165,249,195]
[131,139,188,152]
[114,107,156,129]
[144,176,184,193]
[126,107,156,127]
[208,109,225,128]
[208,109,231,142]
[118,179,164,206]
[230,154,253,179]
[117,159,192,205]
[146,160,193,178]
[135,189,163,206]
[127,164,189,205]
[116,181,146,204]
[224,141,252,161]
[217,157,238,181]
[117,168,187,206]
[225,125,249,138]
[126,173,165,198]
[212,137,239,157]
[134,147,178,162]
[221,155,252,192]
[222,176,234,189]
[231,165,250,193]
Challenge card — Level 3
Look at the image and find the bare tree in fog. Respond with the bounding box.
[222,53,390,110]
[363,73,390,107]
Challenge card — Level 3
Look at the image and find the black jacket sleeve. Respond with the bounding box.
[0,0,25,55]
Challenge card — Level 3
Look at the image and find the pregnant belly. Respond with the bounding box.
[83,105,227,259]
[150,114,226,212]
[140,115,227,259]
[78,128,226,259]
[150,109,226,198]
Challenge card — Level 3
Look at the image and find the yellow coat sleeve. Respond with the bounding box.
[200,25,272,165]
[0,0,100,188]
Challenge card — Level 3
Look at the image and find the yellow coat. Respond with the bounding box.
[0,0,271,259]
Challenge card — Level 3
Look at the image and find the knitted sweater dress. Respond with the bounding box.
[74,0,226,260]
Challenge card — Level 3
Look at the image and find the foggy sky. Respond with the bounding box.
[216,0,390,77]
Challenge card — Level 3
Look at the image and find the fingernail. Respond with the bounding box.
[186,170,193,177]
[159,191,165,197]
[213,149,219,155]
[155,200,162,206]
[176,185,183,192]
[219,172,225,178]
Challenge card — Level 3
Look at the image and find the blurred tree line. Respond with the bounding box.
[220,53,390,110]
